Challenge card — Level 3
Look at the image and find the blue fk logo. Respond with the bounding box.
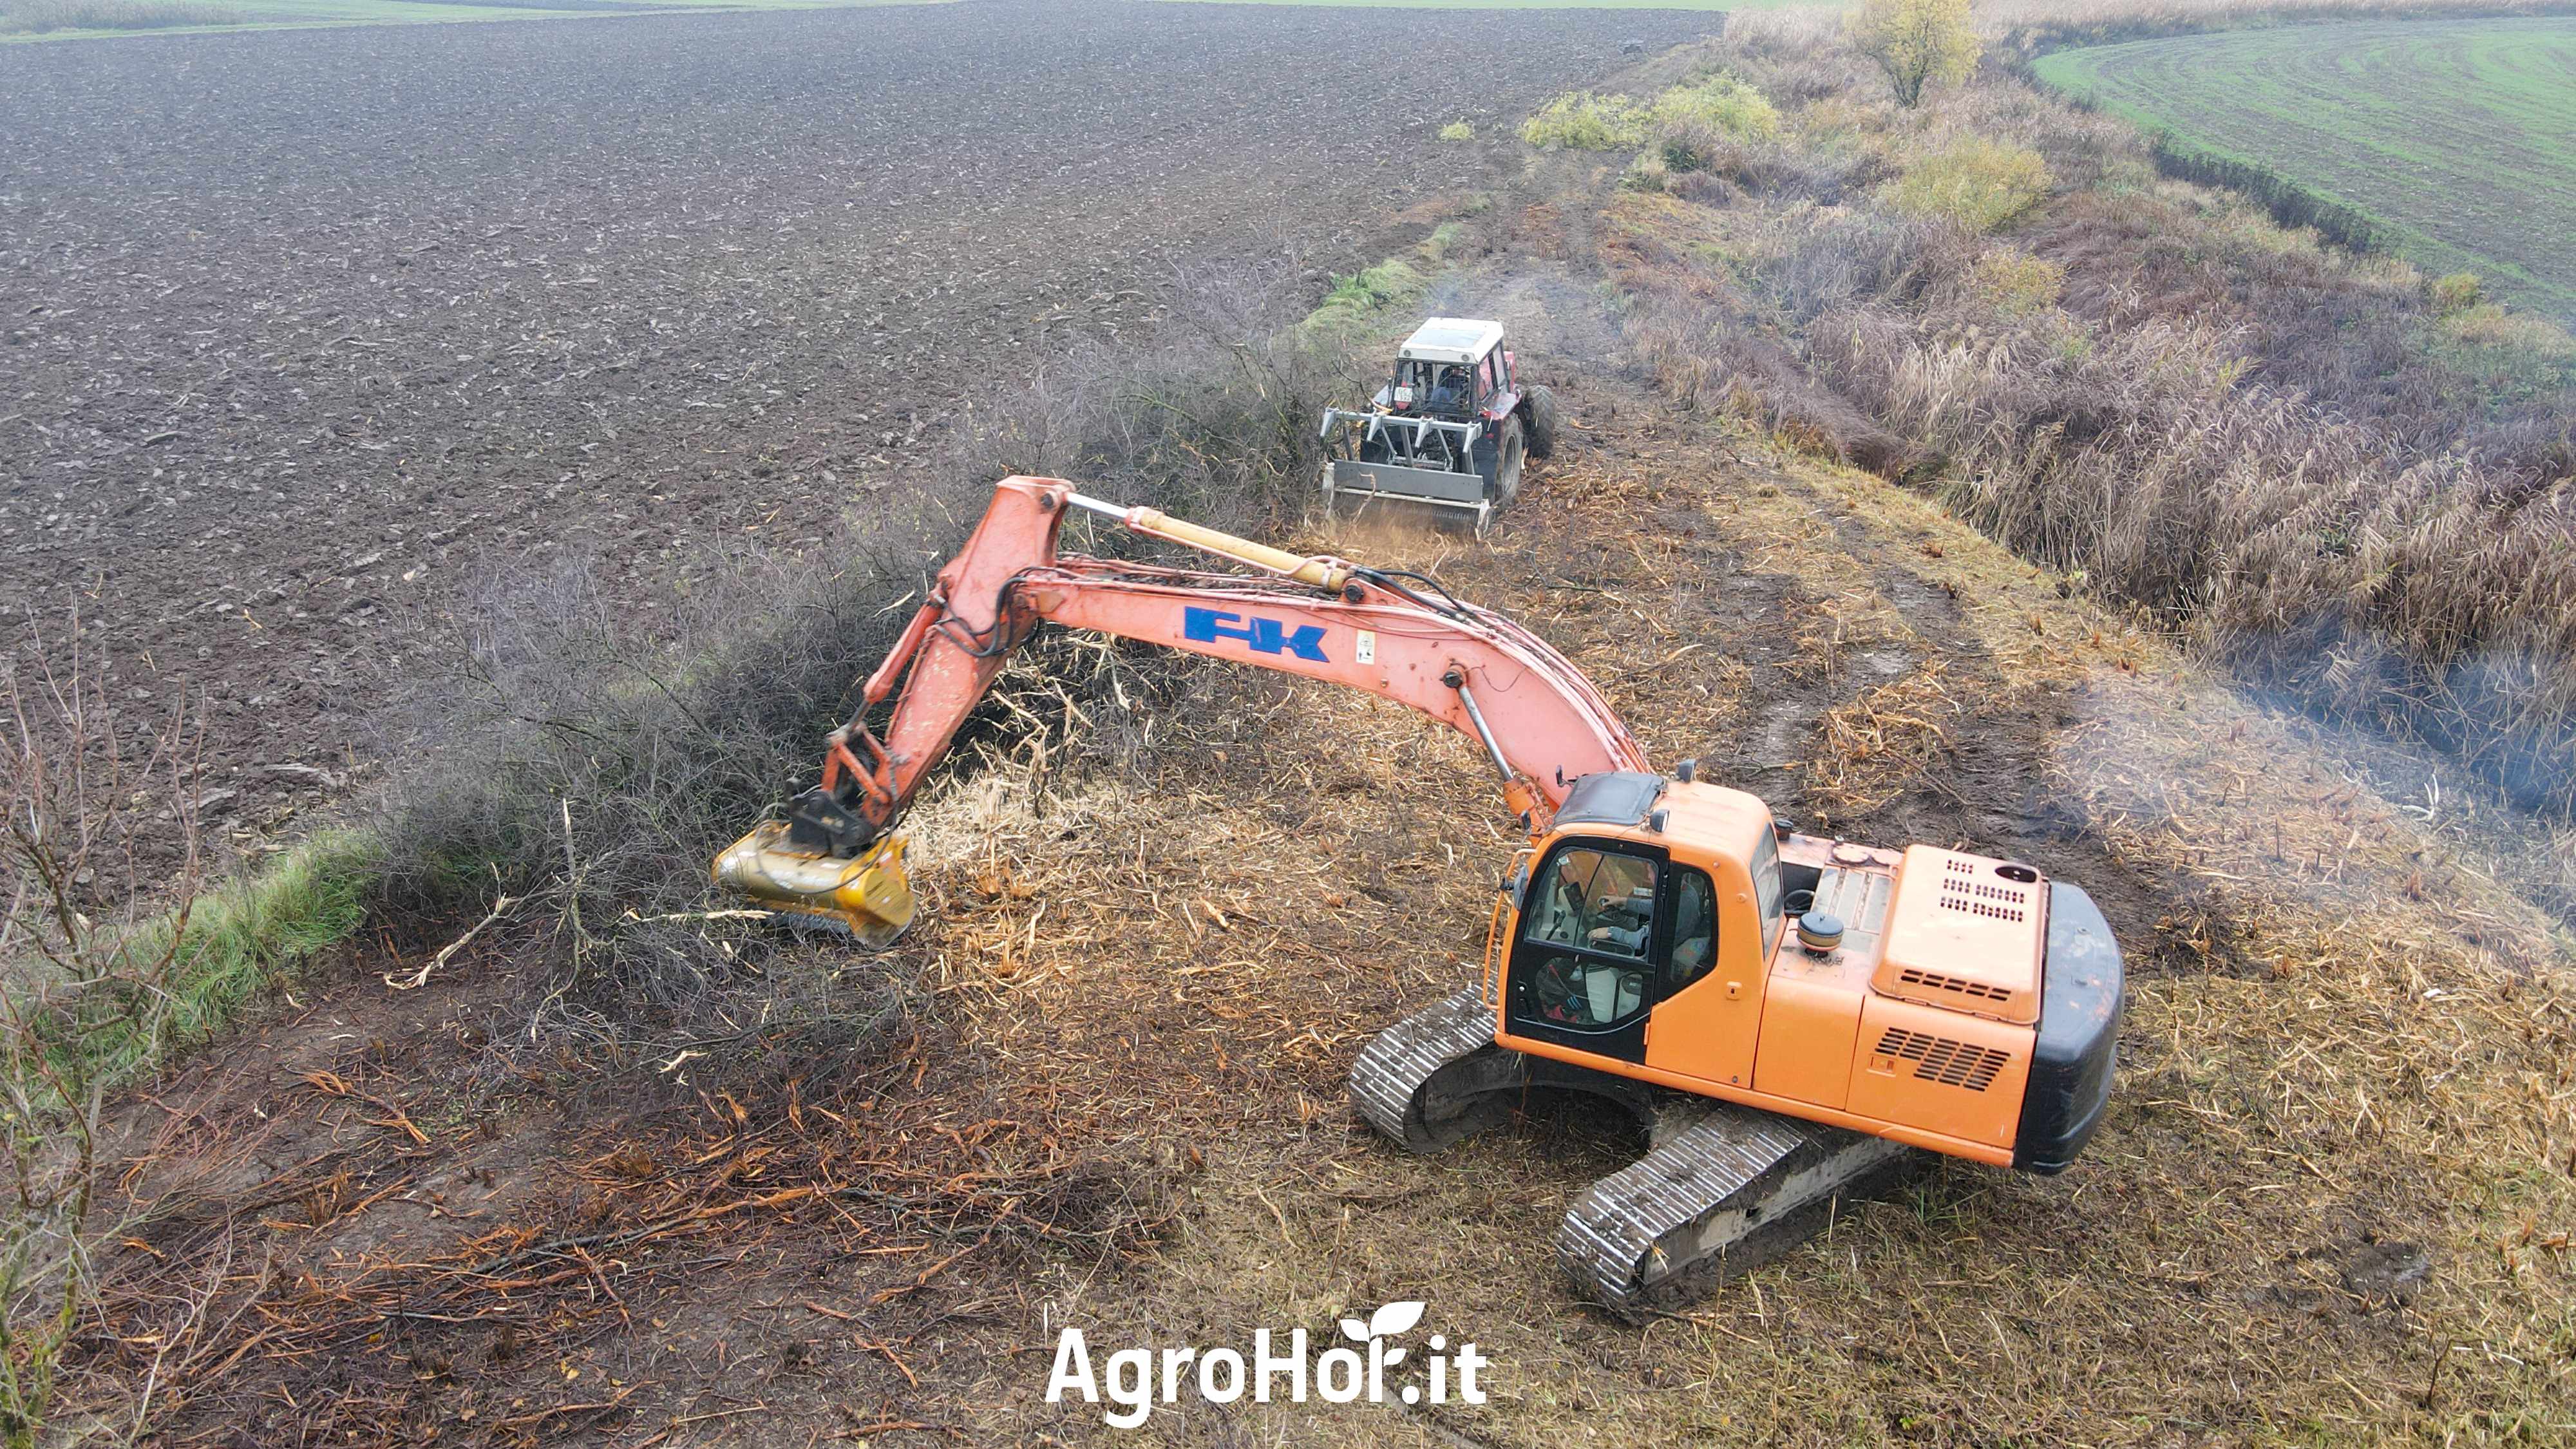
[1183,606,1329,662]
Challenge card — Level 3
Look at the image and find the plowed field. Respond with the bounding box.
[0,0,1716,832]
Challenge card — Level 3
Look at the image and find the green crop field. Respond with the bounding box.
[2034,17,2576,319]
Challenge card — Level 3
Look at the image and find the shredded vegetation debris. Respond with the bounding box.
[1808,663,1964,815]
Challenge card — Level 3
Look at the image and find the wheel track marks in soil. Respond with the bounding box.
[1750,457,2229,974]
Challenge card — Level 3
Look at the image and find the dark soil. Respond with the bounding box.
[0,0,1719,838]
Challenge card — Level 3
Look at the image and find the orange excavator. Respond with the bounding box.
[716,477,2123,1316]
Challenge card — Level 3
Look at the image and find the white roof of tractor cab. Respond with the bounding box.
[1397,317,1504,366]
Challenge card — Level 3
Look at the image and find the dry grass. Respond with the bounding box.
[1580,19,2576,820]
[1808,663,1963,814]
[991,410,2576,1444]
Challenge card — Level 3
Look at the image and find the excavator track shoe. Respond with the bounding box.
[1557,1103,1917,1321]
[1348,987,1516,1152]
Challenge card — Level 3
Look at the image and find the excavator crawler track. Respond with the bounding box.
[1557,1103,1917,1321]
[1348,987,1516,1153]
[1350,988,1918,1321]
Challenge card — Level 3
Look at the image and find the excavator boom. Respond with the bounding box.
[715,477,1643,941]
[716,475,2121,1318]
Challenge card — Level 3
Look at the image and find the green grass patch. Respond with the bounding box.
[1651,72,1781,140]
[1521,90,1649,149]
[1303,256,1428,334]
[161,832,380,1039]
[1,827,379,1128]
[80,831,381,1086]
[2032,17,2576,319]
[1524,72,1784,155]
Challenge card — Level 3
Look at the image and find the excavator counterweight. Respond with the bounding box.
[717,477,2123,1316]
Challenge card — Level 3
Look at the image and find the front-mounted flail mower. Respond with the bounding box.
[1320,317,1559,535]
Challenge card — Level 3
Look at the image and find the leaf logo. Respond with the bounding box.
[1343,1300,1425,1341]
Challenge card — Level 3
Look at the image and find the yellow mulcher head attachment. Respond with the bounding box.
[711,824,915,949]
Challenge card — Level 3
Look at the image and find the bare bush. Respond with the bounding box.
[368,290,1359,1049]
[0,638,204,1445]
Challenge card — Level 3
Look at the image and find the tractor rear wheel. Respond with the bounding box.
[1477,414,1526,511]
[1524,384,1561,459]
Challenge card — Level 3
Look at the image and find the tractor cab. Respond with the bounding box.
[1374,318,1510,421]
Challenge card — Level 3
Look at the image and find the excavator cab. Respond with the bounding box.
[1486,771,2121,1175]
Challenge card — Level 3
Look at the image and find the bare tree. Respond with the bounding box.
[0,628,204,1448]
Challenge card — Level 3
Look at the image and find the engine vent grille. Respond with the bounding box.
[1895,966,2014,1005]
[1875,1027,2010,1091]
[1935,871,2029,924]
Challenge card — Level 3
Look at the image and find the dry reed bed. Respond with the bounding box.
[1598,18,2576,823]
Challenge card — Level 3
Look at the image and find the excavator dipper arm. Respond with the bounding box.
[714,476,2121,1320]
[714,477,1645,940]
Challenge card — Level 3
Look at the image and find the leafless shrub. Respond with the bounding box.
[368,287,1359,1049]
[0,638,205,1444]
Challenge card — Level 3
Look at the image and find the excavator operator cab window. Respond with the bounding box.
[1510,845,1663,1043]
[1525,848,1654,960]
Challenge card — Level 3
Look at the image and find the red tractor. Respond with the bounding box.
[1320,317,1560,535]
